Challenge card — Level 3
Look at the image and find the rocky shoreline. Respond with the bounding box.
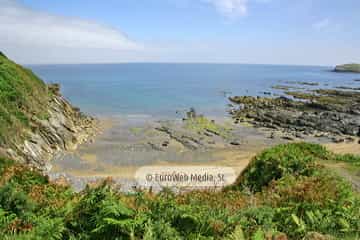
[3,84,99,171]
[334,63,360,73]
[229,89,360,143]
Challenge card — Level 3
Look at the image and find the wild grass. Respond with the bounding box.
[334,153,360,172]
[0,143,359,239]
[0,54,50,144]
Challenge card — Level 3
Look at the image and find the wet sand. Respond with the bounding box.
[48,115,279,190]
[48,114,340,191]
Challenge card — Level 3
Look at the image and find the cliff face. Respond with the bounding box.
[0,53,97,170]
[334,63,360,73]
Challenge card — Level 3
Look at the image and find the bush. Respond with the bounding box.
[232,142,329,192]
[0,143,359,239]
[261,173,360,239]
[0,183,35,217]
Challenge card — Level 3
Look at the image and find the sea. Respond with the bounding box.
[28,63,360,118]
[27,63,360,189]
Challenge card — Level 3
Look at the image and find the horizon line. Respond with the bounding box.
[25,61,333,68]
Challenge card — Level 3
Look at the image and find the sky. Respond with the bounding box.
[1,0,359,65]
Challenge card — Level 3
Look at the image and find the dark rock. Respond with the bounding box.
[282,135,294,141]
[332,137,345,143]
[230,140,241,146]
[335,86,360,91]
[229,89,360,139]
[186,107,197,119]
[203,131,213,137]
[272,85,293,91]
[48,83,61,95]
[206,128,220,136]
[0,51,7,59]
[284,80,319,86]
[155,126,201,150]
[295,132,304,139]
[72,107,81,112]
[269,132,275,139]
[148,142,164,151]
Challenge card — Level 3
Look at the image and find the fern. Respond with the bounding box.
[252,228,265,240]
[224,225,245,240]
[143,220,181,240]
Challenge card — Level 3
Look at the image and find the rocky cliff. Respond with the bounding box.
[334,63,360,73]
[0,52,98,170]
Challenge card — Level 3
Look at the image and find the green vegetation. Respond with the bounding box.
[232,142,330,192]
[0,54,359,238]
[335,64,360,73]
[334,153,360,172]
[285,90,349,106]
[183,107,231,138]
[0,53,50,144]
[129,127,143,135]
[185,115,231,138]
[0,143,359,239]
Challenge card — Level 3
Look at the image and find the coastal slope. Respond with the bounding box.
[334,63,360,73]
[0,52,359,239]
[0,52,97,170]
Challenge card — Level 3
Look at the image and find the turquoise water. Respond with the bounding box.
[29,63,359,118]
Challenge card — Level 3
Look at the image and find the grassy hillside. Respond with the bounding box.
[0,53,50,145]
[335,64,360,73]
[0,143,359,240]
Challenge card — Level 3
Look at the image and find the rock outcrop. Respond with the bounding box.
[0,52,98,170]
[229,89,360,140]
[8,86,98,170]
[334,63,360,73]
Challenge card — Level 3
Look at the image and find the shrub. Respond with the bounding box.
[0,183,35,217]
[232,142,329,192]
[0,143,359,239]
[260,172,360,239]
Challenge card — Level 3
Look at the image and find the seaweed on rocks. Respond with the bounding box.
[229,89,360,140]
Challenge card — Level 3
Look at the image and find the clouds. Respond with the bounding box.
[0,0,140,63]
[312,18,342,32]
[312,18,330,30]
[0,0,357,66]
[204,0,248,18]
[201,0,271,18]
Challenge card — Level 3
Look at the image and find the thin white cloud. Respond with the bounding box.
[202,0,270,19]
[0,0,140,63]
[203,0,248,18]
[312,18,330,30]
